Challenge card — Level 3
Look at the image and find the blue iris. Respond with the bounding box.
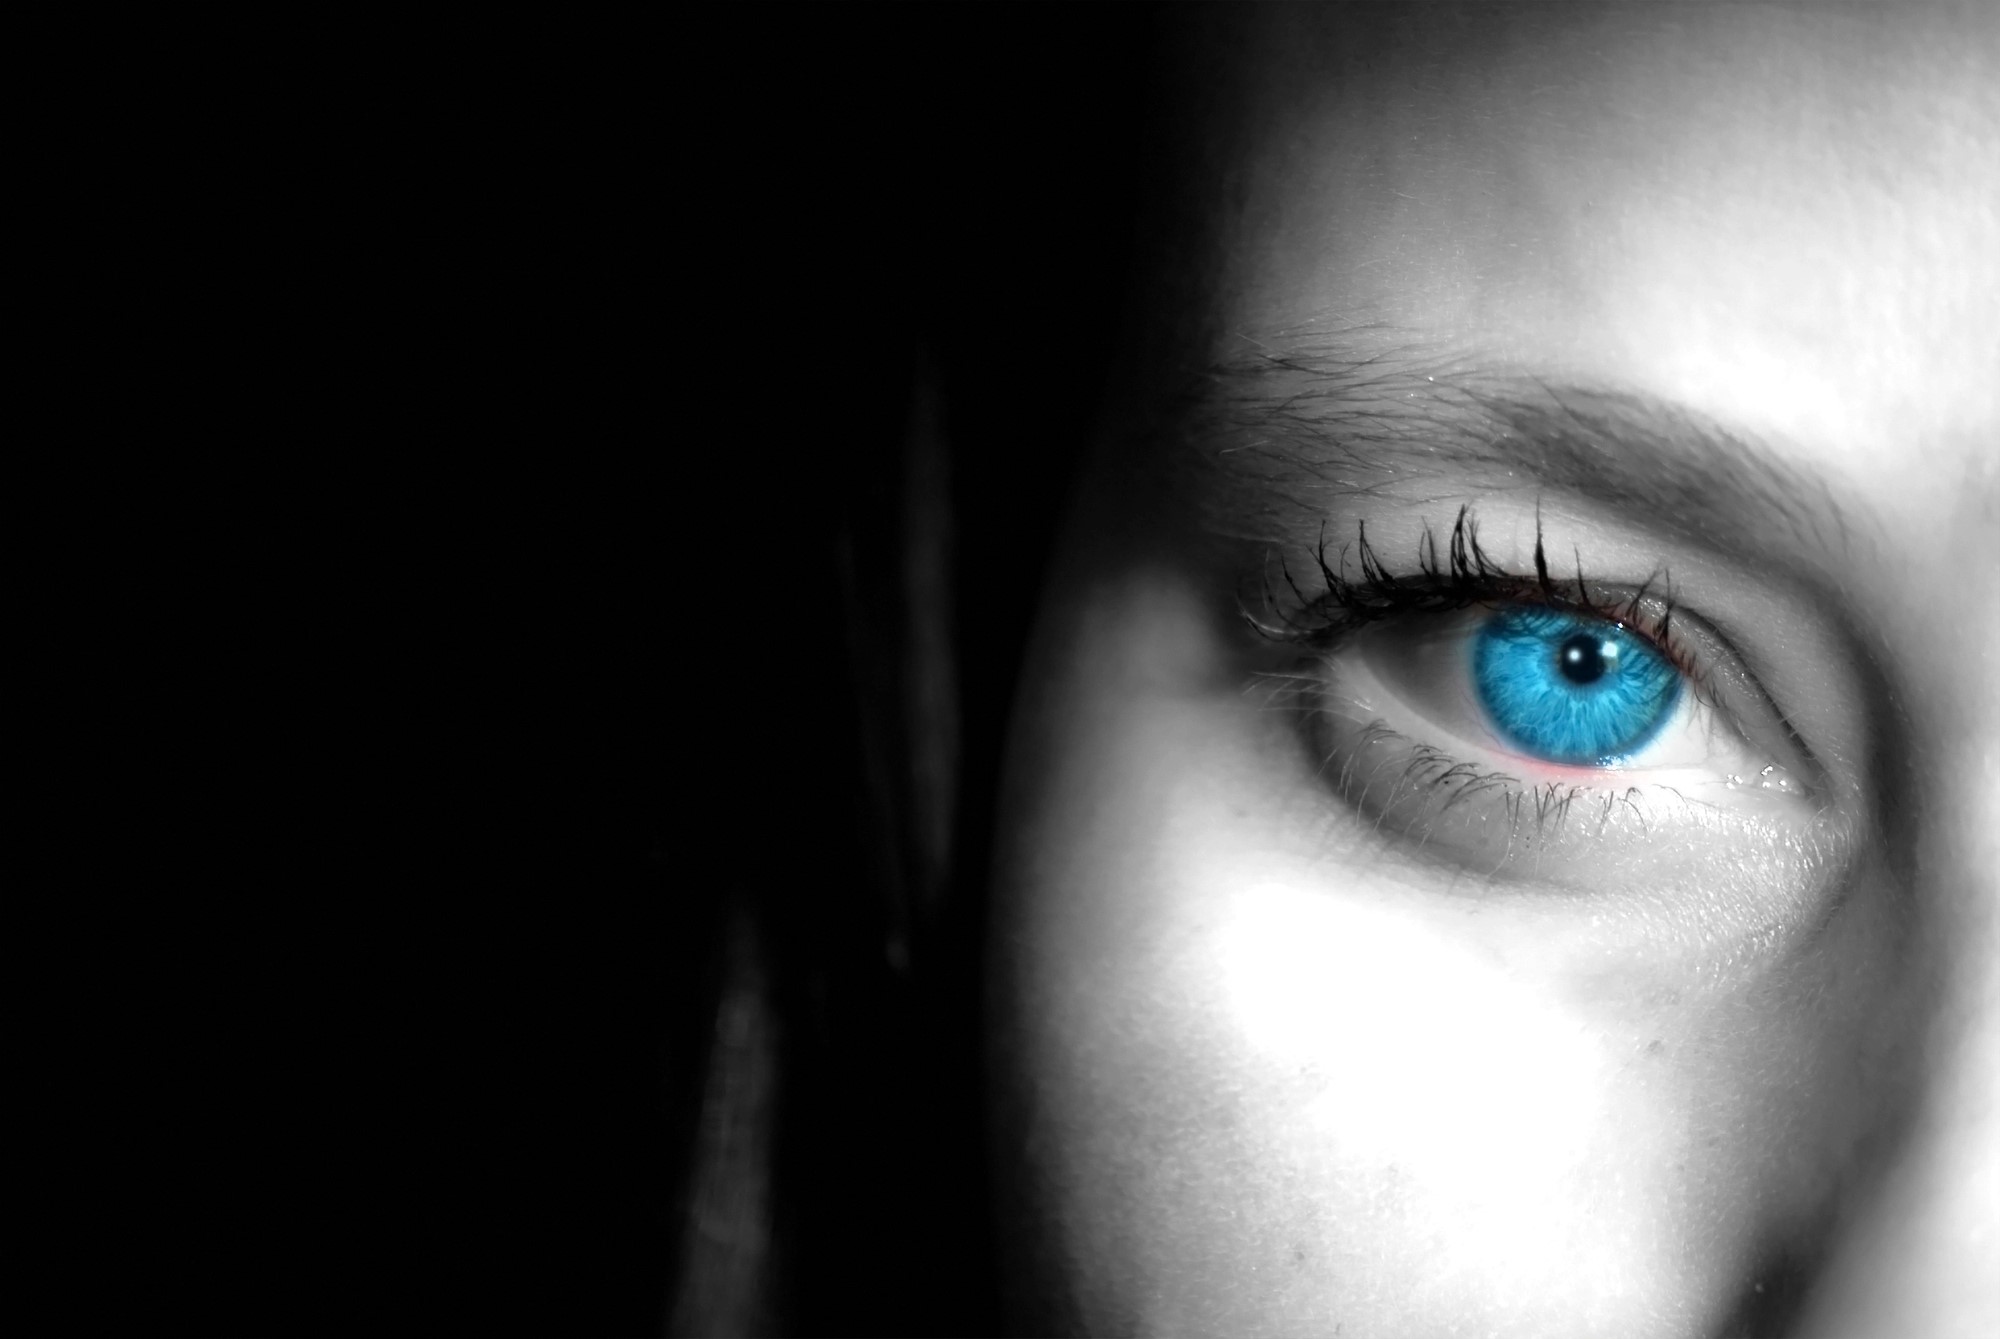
[1471,606,1681,764]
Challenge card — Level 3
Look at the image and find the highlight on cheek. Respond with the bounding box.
[1217,884,1604,1170]
[1211,884,1664,1294]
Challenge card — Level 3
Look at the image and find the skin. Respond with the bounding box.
[989,5,1998,1336]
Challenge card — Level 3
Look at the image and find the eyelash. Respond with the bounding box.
[1240,503,1713,703]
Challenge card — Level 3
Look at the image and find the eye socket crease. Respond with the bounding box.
[1179,339,1870,575]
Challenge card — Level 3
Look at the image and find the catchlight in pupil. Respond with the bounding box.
[1471,607,1682,765]
[1558,633,1616,684]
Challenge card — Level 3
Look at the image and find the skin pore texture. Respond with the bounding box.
[988,6,1998,1337]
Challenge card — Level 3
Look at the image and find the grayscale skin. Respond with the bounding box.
[987,5,1999,1336]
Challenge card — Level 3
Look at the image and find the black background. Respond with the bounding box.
[108,7,1161,1335]
[446,11,1156,1331]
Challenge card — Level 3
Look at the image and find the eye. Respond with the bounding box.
[1275,592,1827,891]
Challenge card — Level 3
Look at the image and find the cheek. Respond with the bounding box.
[1215,889,1614,1229]
[993,631,1896,1337]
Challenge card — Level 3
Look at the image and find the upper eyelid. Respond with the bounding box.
[1286,576,1722,705]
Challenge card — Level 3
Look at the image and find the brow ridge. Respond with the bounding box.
[1184,341,1857,563]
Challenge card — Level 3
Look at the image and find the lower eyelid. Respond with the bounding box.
[1281,682,1834,886]
[1231,666,1863,980]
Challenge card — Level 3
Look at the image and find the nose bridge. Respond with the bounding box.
[1798,513,2000,1335]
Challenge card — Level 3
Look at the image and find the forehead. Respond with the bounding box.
[1215,4,1999,506]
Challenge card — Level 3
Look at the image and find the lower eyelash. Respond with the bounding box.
[1251,670,1655,867]
[1344,717,1646,844]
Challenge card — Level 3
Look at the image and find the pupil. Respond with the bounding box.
[1558,632,1611,685]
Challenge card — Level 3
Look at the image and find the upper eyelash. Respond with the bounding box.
[1238,503,1713,695]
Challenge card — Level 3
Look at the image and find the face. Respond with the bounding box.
[989,6,1998,1336]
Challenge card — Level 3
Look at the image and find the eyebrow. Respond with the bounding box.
[1180,342,1858,565]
